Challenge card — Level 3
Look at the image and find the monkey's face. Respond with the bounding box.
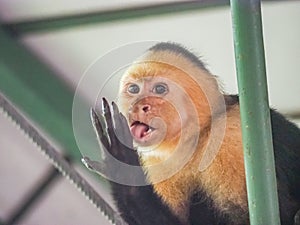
[118,76,185,150]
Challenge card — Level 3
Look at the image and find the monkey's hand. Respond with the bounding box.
[82,98,141,180]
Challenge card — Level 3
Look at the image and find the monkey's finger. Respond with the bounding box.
[112,101,126,133]
[90,108,110,150]
[112,101,127,135]
[102,98,115,141]
[112,102,133,149]
[112,101,123,138]
[112,101,121,130]
[119,113,134,149]
[90,107,103,135]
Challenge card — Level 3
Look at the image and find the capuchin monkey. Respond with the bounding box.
[84,42,300,225]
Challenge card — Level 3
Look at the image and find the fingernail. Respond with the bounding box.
[112,101,118,111]
[102,98,109,113]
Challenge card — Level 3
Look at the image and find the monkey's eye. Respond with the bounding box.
[127,84,140,94]
[153,83,168,95]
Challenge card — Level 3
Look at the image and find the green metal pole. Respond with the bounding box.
[230,1,281,225]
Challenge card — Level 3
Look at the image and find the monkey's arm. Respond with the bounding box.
[87,98,183,225]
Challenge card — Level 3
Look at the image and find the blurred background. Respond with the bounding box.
[0,1,299,224]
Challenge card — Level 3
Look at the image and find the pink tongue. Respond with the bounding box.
[130,123,149,139]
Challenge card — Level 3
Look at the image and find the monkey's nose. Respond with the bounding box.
[142,105,151,113]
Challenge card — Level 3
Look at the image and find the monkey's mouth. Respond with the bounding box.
[130,121,156,141]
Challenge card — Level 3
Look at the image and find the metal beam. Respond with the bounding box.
[3,1,230,35]
[230,0,280,225]
[1,0,288,36]
[0,26,83,160]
